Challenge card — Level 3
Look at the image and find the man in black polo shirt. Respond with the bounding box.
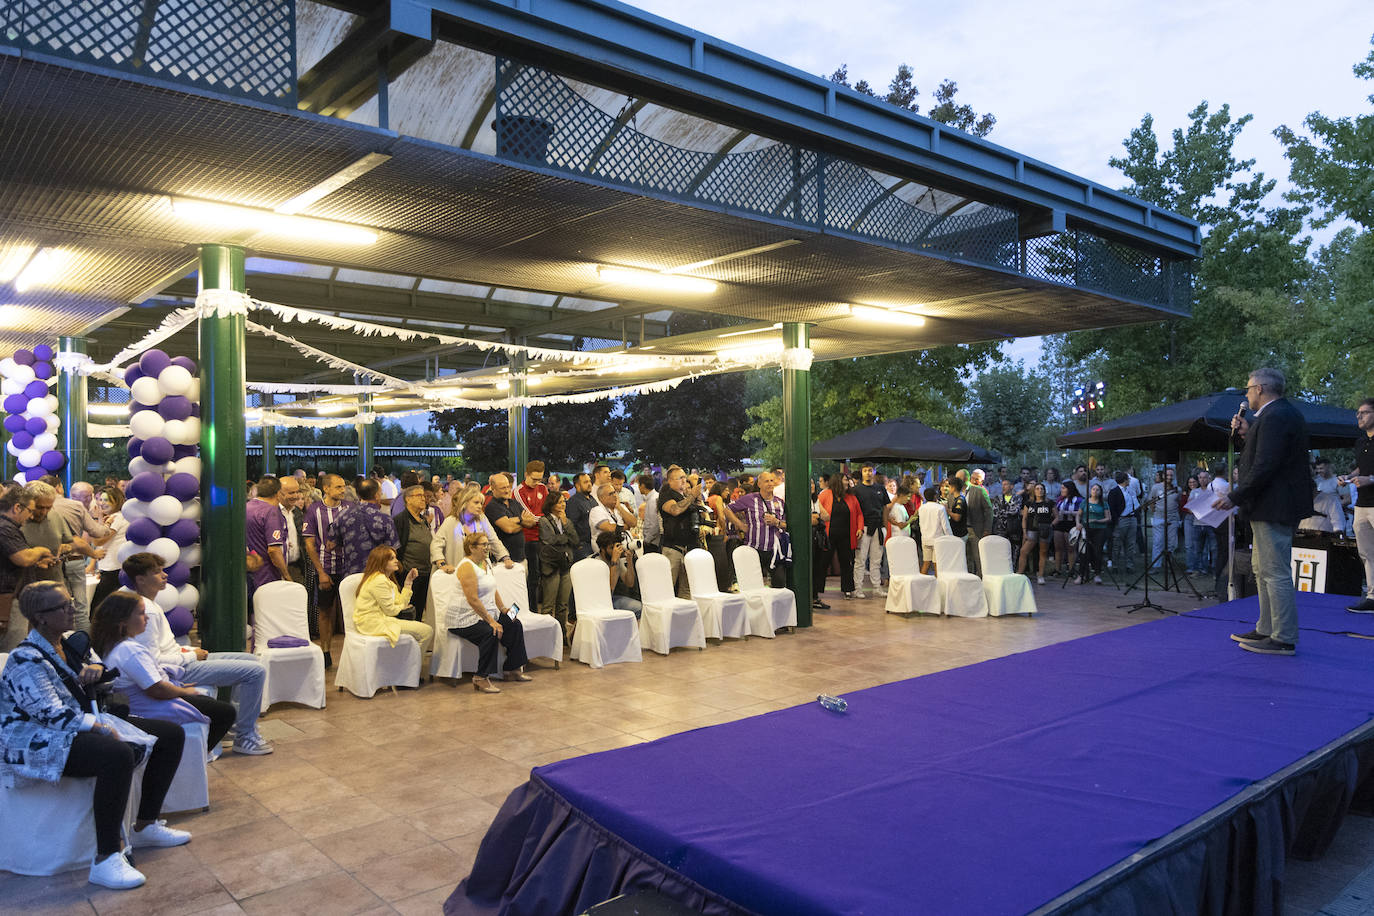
[484,473,529,565]
[1347,398,1374,613]
[851,464,889,598]
[657,465,701,598]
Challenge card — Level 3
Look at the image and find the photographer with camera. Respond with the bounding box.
[595,530,641,617]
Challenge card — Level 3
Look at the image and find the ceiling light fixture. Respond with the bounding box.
[0,243,37,284]
[594,265,716,295]
[718,323,782,339]
[14,248,69,292]
[170,197,378,245]
[314,401,357,415]
[87,403,131,417]
[847,304,926,328]
[718,340,784,361]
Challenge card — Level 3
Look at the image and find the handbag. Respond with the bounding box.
[1068,526,1083,548]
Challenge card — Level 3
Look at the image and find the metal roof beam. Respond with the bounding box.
[392,0,1199,258]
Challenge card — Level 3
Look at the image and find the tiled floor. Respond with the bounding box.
[1,577,1368,915]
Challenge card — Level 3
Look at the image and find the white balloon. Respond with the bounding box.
[154,582,180,611]
[182,417,201,443]
[127,456,166,477]
[172,456,202,478]
[149,538,180,568]
[157,365,193,397]
[177,583,199,609]
[179,498,201,521]
[116,540,140,564]
[128,409,164,441]
[32,432,56,453]
[0,357,16,377]
[148,495,182,527]
[179,543,202,568]
[0,378,20,396]
[17,447,40,468]
[185,378,200,402]
[4,440,17,457]
[44,414,59,433]
[27,396,53,417]
[8,363,34,385]
[121,498,147,521]
[130,376,164,406]
[13,471,27,485]
[162,419,189,446]
[43,395,57,413]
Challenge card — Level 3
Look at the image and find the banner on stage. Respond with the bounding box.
[1291,547,1327,593]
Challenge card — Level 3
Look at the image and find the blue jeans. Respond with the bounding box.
[1196,524,1217,574]
[182,653,268,742]
[612,595,642,619]
[1250,521,1298,645]
[1183,516,1198,571]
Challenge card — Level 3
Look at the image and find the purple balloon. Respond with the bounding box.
[164,472,199,502]
[131,402,156,414]
[173,444,197,459]
[126,437,144,459]
[2,415,24,433]
[23,379,47,399]
[32,344,54,361]
[140,436,174,466]
[128,470,166,502]
[40,450,65,472]
[24,416,46,436]
[11,431,33,450]
[166,606,194,637]
[123,364,144,385]
[3,394,27,414]
[138,349,171,378]
[189,404,200,418]
[166,517,200,546]
[159,395,192,421]
[170,356,196,373]
[32,361,53,380]
[126,517,162,545]
[12,349,34,366]
[165,562,191,587]
[118,571,134,591]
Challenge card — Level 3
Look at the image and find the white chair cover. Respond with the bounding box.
[427,570,475,680]
[491,562,563,665]
[635,553,706,655]
[683,548,748,639]
[252,581,326,712]
[883,535,940,615]
[933,535,989,618]
[0,761,145,875]
[731,546,795,635]
[162,720,210,813]
[569,557,642,668]
[335,573,423,697]
[978,535,1038,617]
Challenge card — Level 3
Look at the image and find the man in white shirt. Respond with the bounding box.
[590,483,636,538]
[123,552,273,756]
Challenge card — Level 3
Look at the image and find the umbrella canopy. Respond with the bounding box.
[811,417,1000,463]
[1056,390,1359,453]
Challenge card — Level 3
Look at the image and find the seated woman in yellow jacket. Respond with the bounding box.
[353,545,434,652]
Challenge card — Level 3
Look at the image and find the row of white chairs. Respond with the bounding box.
[884,535,1037,619]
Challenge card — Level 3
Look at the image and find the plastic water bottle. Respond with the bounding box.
[817,694,848,713]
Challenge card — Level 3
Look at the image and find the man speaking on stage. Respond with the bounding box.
[1214,367,1312,655]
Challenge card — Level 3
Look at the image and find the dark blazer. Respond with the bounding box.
[1230,397,1313,526]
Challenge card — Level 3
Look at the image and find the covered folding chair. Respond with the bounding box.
[933,535,989,618]
[427,570,473,682]
[161,721,210,814]
[568,557,642,668]
[683,548,747,639]
[491,562,562,668]
[252,581,326,712]
[884,535,940,615]
[0,761,146,876]
[978,535,1038,617]
[335,573,423,697]
[635,552,706,655]
[731,546,795,635]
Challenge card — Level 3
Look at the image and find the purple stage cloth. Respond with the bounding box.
[1187,591,1374,637]
[452,614,1374,916]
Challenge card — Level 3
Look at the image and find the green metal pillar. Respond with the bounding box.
[507,351,528,476]
[58,337,89,491]
[782,322,813,627]
[261,394,275,478]
[197,245,248,653]
[356,387,374,477]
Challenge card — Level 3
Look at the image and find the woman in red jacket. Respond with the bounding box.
[817,473,865,599]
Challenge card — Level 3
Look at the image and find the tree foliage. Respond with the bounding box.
[828,63,995,137]
[965,363,1054,465]
[430,400,613,473]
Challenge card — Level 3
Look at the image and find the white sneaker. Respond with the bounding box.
[873,587,888,598]
[232,734,274,756]
[206,745,222,763]
[132,819,192,848]
[850,589,866,599]
[89,851,146,889]
[1037,577,1046,585]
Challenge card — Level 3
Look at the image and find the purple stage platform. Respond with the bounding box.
[448,595,1374,916]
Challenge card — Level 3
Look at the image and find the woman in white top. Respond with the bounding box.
[431,485,513,573]
[443,531,531,694]
[91,591,235,751]
[89,487,129,612]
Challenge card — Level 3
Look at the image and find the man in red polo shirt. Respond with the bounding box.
[517,459,548,607]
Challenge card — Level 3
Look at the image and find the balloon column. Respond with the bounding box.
[115,349,202,639]
[1,344,62,484]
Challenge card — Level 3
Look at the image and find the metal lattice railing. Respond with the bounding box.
[496,58,1190,309]
[1,0,295,105]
